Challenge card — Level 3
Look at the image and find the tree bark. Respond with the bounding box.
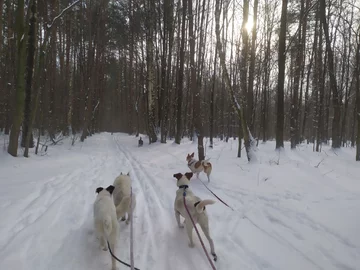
[275,0,287,149]
[146,0,157,143]
[22,0,37,157]
[319,0,341,148]
[355,42,360,161]
[247,0,258,134]
[175,0,187,144]
[8,0,26,157]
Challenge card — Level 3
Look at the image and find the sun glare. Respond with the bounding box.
[245,19,254,33]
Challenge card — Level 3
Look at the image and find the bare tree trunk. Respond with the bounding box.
[215,0,253,161]
[8,0,26,157]
[247,0,258,134]
[23,0,37,157]
[275,0,288,149]
[146,0,157,143]
[188,0,204,160]
[209,49,217,148]
[355,42,360,161]
[175,0,187,144]
[320,0,341,148]
[290,0,304,149]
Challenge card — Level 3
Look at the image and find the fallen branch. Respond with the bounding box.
[322,169,334,176]
[314,158,325,168]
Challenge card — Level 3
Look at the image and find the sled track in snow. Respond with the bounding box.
[113,137,176,268]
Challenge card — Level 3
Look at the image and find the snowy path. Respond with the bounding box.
[0,133,359,270]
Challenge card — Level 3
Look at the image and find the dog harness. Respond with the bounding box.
[178,185,189,190]
[194,201,205,210]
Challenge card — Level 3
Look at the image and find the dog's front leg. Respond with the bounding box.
[175,210,184,228]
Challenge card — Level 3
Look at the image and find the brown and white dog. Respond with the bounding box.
[173,172,217,261]
[186,152,212,182]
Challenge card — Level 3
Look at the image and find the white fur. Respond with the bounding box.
[173,173,217,260]
[93,188,119,270]
[113,173,136,224]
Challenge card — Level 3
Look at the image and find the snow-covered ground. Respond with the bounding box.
[0,133,359,270]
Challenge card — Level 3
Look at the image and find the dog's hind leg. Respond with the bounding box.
[100,235,107,251]
[185,220,195,247]
[175,210,184,228]
[199,222,217,261]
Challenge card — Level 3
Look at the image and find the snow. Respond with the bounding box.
[0,133,359,270]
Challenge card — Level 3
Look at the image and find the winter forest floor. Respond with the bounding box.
[0,132,359,270]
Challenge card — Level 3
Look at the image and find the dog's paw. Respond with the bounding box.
[188,242,195,248]
[212,252,218,261]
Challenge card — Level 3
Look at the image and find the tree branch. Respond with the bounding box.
[47,0,80,29]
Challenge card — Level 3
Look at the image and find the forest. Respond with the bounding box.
[0,0,359,161]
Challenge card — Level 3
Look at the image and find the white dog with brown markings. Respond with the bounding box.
[186,152,212,182]
[93,185,118,270]
[173,172,217,261]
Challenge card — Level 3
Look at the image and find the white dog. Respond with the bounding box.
[173,172,217,261]
[93,185,118,270]
[113,172,136,224]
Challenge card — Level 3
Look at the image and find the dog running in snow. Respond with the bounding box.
[173,172,217,261]
[93,185,118,270]
[186,152,212,182]
[112,172,136,224]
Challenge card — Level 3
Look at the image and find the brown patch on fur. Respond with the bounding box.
[186,152,195,162]
[173,173,183,180]
[194,161,202,168]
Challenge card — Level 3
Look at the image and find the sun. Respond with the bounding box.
[245,19,254,34]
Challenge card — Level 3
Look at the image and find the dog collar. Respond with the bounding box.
[178,185,189,190]
[188,160,196,166]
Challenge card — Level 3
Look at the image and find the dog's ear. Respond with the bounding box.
[173,173,182,180]
[120,172,123,175]
[191,152,195,157]
[96,187,103,193]
[106,185,115,195]
[185,172,193,180]
[127,172,130,176]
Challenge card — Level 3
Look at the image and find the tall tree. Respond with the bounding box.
[22,0,37,157]
[8,0,26,157]
[319,0,341,148]
[247,0,258,134]
[146,0,157,143]
[175,0,187,144]
[275,0,288,149]
[356,42,360,161]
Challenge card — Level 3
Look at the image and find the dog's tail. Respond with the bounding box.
[115,195,131,219]
[103,215,113,239]
[201,158,211,167]
[195,199,215,213]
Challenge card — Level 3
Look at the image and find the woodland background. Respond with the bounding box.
[0,0,359,161]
